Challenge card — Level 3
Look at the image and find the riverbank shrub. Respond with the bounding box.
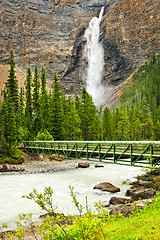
[0,147,23,164]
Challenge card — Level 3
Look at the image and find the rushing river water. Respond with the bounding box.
[0,163,143,229]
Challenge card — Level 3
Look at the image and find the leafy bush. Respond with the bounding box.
[0,147,23,164]
[35,129,54,141]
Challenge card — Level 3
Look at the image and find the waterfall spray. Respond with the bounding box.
[84,7,105,106]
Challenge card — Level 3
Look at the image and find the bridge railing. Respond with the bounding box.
[23,141,160,167]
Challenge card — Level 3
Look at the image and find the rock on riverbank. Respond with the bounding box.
[105,169,160,217]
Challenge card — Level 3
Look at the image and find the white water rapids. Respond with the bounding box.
[85,7,105,106]
[0,164,143,229]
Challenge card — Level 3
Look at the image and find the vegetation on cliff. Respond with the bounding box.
[120,55,160,114]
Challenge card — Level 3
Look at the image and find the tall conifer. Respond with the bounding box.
[33,64,40,113]
[79,88,100,140]
[41,66,46,95]
[25,68,33,132]
[49,72,63,140]
[102,106,112,140]
[63,97,82,140]
[3,91,17,149]
[6,50,19,113]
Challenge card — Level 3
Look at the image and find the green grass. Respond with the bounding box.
[103,209,160,239]
[102,195,160,239]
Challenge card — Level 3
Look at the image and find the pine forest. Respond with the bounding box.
[0,51,160,163]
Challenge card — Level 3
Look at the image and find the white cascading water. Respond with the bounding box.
[85,7,105,106]
[0,164,143,229]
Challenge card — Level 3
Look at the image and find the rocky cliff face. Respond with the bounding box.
[0,0,160,104]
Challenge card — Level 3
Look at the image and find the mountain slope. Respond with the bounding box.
[0,0,160,105]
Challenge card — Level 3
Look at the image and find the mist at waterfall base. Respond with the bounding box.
[84,7,106,107]
[0,164,143,229]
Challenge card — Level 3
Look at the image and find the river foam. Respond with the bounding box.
[0,163,143,229]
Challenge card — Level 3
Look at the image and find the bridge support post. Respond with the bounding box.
[76,143,78,158]
[150,144,153,156]
[58,143,60,157]
[150,144,153,166]
[99,144,101,161]
[51,143,52,154]
[130,144,133,164]
[86,143,89,160]
[66,143,68,157]
[113,144,116,163]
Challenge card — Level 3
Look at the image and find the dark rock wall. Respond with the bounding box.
[0,0,160,97]
[103,0,160,86]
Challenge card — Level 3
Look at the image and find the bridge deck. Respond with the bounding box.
[23,141,160,167]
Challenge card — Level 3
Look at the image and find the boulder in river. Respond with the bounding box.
[95,164,104,168]
[78,162,90,168]
[93,182,120,193]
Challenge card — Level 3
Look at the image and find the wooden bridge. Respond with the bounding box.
[23,141,160,167]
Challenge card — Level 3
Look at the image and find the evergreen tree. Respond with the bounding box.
[79,88,100,140]
[49,72,64,140]
[153,106,160,140]
[116,107,131,141]
[6,50,19,113]
[101,106,112,140]
[24,68,33,133]
[19,87,25,126]
[63,97,82,140]
[40,88,49,130]
[32,65,41,136]
[0,103,5,149]
[32,64,40,113]
[75,93,81,112]
[41,66,46,96]
[39,66,49,130]
[3,91,17,149]
[111,108,121,140]
[138,99,155,140]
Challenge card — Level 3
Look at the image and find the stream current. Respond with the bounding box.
[0,163,143,229]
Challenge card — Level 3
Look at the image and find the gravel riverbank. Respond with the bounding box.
[0,152,79,175]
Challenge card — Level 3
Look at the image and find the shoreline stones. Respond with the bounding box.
[0,160,78,175]
[130,188,156,201]
[0,164,25,173]
[109,196,133,205]
[109,205,133,218]
[105,169,160,217]
[93,182,120,193]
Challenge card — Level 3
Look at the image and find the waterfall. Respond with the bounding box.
[84,7,105,106]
